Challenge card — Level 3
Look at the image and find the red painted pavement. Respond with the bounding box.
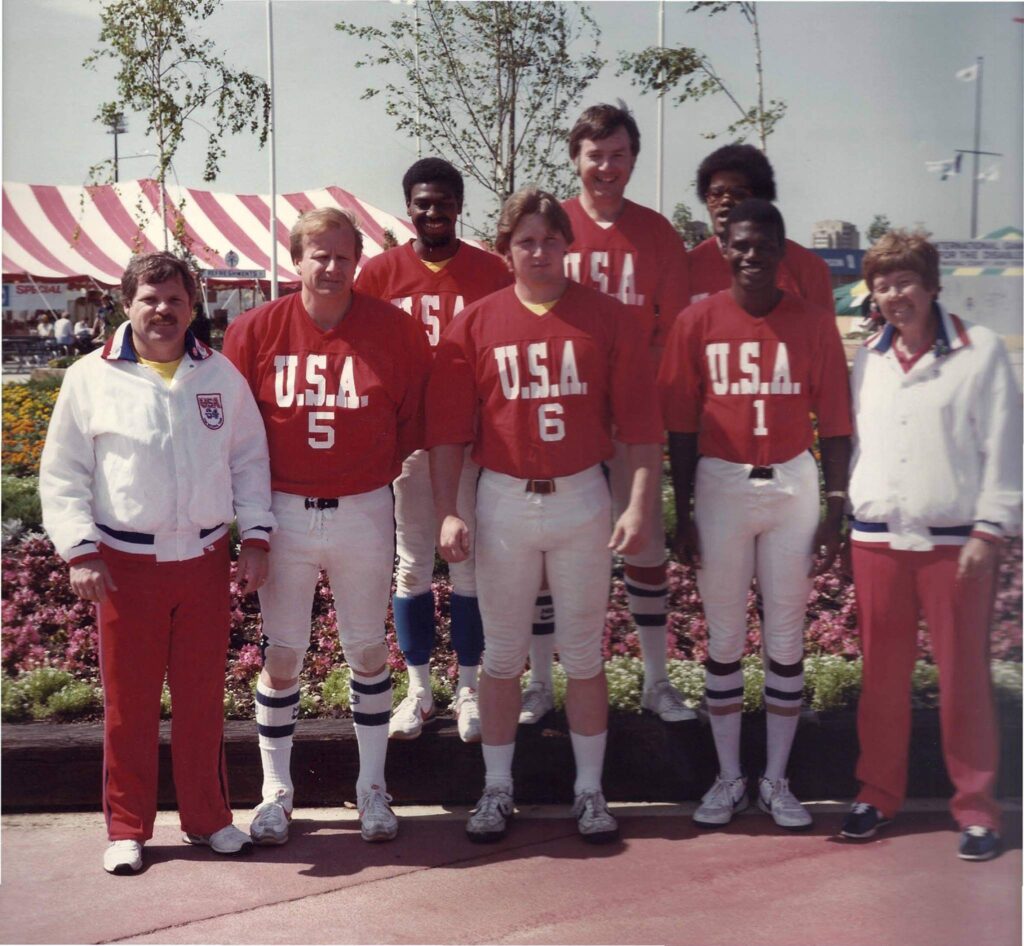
[0,804,1019,945]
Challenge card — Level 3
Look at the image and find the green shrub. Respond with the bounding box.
[1,474,42,531]
[43,681,101,720]
[322,667,351,712]
[805,655,863,712]
[1,676,31,721]
[992,660,1023,704]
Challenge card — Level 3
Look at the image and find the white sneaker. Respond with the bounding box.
[757,776,813,830]
[641,679,697,722]
[182,823,254,855]
[693,775,749,828]
[453,686,482,743]
[518,681,554,725]
[573,790,619,844]
[467,784,514,843]
[249,790,292,845]
[358,785,398,842]
[388,689,434,740]
[103,839,143,875]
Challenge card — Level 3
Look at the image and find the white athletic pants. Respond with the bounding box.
[476,466,612,680]
[258,488,395,673]
[394,447,479,598]
[694,452,819,665]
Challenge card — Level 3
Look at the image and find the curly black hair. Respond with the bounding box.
[696,144,776,203]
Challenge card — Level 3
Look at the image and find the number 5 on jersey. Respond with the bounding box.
[274,354,368,449]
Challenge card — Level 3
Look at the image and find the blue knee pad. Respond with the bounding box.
[449,593,484,667]
[393,590,435,666]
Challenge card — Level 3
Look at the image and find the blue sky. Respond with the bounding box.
[3,0,1022,244]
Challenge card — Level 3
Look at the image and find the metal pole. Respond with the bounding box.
[970,56,983,238]
[267,0,279,300]
[415,1,421,159]
[656,0,665,216]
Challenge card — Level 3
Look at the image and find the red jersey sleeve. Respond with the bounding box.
[425,316,478,448]
[810,313,853,438]
[794,243,836,313]
[652,223,690,348]
[657,305,704,433]
[394,315,434,460]
[609,305,663,442]
[353,255,385,296]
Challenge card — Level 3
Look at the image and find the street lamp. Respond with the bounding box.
[106,112,127,183]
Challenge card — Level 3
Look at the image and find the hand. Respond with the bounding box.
[69,561,118,603]
[235,546,269,595]
[673,517,702,569]
[957,537,997,583]
[438,514,471,563]
[609,507,644,556]
[809,516,843,577]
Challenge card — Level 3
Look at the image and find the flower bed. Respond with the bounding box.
[2,531,1020,722]
[1,378,62,477]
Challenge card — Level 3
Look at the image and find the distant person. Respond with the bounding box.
[190,302,212,346]
[841,230,1022,861]
[38,251,274,875]
[73,316,94,354]
[53,311,74,352]
[356,157,511,745]
[36,314,54,338]
[688,144,833,310]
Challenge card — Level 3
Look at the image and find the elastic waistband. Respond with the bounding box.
[851,519,972,537]
[99,529,228,563]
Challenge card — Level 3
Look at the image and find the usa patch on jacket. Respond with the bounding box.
[197,393,225,430]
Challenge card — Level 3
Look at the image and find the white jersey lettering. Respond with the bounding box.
[589,252,610,294]
[526,342,551,399]
[558,340,587,395]
[738,342,761,394]
[706,343,730,396]
[495,346,521,400]
[274,354,298,407]
[770,343,799,394]
[304,354,329,407]
[336,355,367,409]
[616,253,644,306]
[563,253,582,283]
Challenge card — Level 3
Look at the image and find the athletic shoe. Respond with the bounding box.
[693,775,749,828]
[466,785,514,843]
[357,785,398,842]
[840,802,892,839]
[641,679,697,722]
[103,839,143,875]
[182,824,254,855]
[388,689,434,740]
[573,790,619,844]
[249,789,292,846]
[453,686,482,743]
[518,682,554,725]
[757,776,813,830]
[958,825,1001,861]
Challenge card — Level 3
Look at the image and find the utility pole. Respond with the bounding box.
[656,0,665,216]
[106,112,127,183]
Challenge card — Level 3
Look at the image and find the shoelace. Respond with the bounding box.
[575,791,605,816]
[477,787,511,815]
[850,802,873,815]
[360,788,394,815]
[964,825,991,838]
[708,777,743,803]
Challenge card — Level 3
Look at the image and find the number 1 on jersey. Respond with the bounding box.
[753,398,768,436]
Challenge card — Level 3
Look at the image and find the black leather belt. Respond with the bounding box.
[304,497,340,510]
[749,466,774,479]
[525,479,556,494]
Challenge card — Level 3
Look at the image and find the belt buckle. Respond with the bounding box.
[748,466,774,480]
[304,497,339,510]
[525,478,556,495]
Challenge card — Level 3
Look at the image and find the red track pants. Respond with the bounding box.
[851,542,1001,830]
[98,539,233,841]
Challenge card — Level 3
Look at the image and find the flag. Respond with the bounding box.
[955,64,978,82]
[926,158,960,181]
[978,165,1000,183]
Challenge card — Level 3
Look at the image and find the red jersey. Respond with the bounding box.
[426,282,662,479]
[658,290,852,466]
[688,236,834,312]
[355,240,511,349]
[223,291,432,496]
[561,197,690,349]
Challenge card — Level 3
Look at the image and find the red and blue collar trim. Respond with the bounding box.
[864,302,969,357]
[101,322,213,363]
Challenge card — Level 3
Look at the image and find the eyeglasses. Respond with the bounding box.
[706,186,753,203]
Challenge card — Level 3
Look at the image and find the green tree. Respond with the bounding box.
[866,214,892,245]
[337,1,603,233]
[671,201,709,250]
[618,1,786,152]
[84,0,271,249]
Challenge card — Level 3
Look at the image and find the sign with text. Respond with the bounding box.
[202,268,266,279]
[934,240,1022,268]
[1,281,69,312]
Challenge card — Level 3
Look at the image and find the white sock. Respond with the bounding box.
[458,664,479,692]
[256,681,299,807]
[350,668,392,796]
[528,634,556,689]
[763,658,804,782]
[406,663,433,708]
[570,730,608,795]
[705,659,745,781]
[626,569,669,685]
[482,742,515,791]
[638,627,669,685]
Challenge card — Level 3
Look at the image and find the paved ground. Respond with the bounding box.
[1,801,1019,945]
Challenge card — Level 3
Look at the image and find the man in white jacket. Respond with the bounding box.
[39,252,275,876]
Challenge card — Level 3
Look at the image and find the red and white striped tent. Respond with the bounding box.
[2,179,417,289]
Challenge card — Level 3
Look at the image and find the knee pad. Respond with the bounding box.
[482,651,526,680]
[346,640,390,676]
[449,594,484,667]
[558,644,603,681]
[262,642,306,680]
